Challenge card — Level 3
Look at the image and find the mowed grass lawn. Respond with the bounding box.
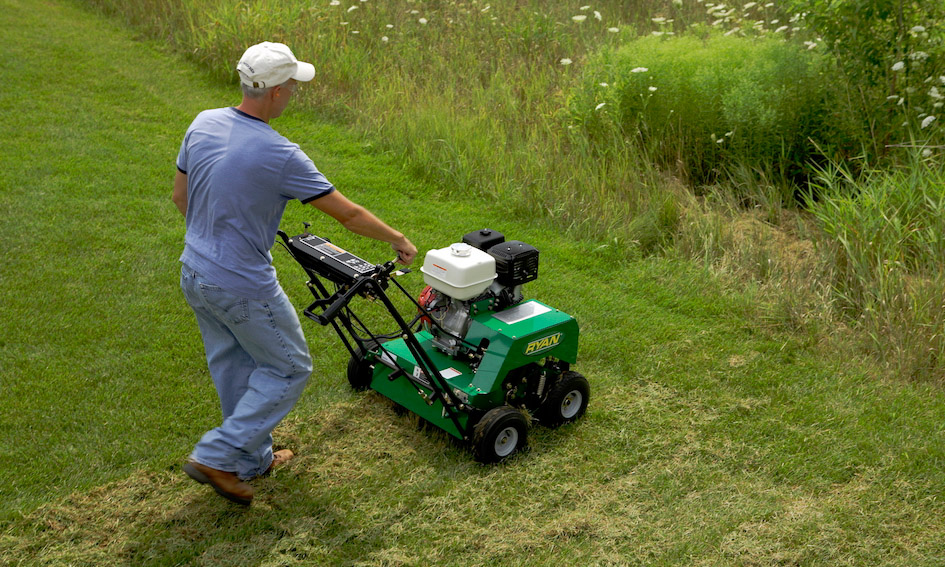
[2,0,945,565]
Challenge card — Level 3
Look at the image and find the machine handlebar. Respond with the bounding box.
[312,261,401,324]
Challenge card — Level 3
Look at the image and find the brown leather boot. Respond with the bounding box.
[183,461,254,506]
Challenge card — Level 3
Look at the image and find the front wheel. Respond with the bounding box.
[346,339,386,391]
[535,371,589,428]
[472,406,528,463]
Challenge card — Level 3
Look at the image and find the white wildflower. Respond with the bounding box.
[725,27,740,36]
[572,15,587,22]
[560,58,573,65]
[652,17,666,23]
[348,5,357,11]
[381,36,389,42]
[386,24,394,28]
[631,67,648,73]
[910,51,929,62]
[330,0,340,5]
[744,1,756,8]
[892,61,905,72]
[607,27,620,33]
[652,31,665,36]
[886,95,899,101]
[594,11,602,20]
[775,25,788,33]
[595,102,607,111]
[803,40,817,49]
[580,5,590,10]
[481,4,490,12]
[419,17,428,24]
[599,82,609,87]
[922,148,933,158]
[921,115,936,129]
[648,86,658,92]
[930,86,943,100]
[911,25,926,34]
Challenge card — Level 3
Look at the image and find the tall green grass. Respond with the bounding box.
[807,157,945,379]
[79,0,715,245]
[77,0,945,379]
[568,33,848,187]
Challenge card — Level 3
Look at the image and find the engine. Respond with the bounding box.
[418,229,539,357]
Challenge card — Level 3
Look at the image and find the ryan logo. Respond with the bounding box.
[524,332,562,356]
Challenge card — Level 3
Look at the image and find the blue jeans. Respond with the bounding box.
[180,263,312,480]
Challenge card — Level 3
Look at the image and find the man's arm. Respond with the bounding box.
[310,191,418,265]
[172,170,188,216]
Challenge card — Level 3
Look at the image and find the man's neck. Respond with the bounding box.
[236,99,271,124]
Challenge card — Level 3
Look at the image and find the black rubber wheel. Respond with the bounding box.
[346,339,386,391]
[472,406,528,463]
[535,371,589,428]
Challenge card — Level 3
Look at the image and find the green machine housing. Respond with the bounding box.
[366,299,579,440]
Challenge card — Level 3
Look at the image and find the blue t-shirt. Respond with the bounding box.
[176,107,334,299]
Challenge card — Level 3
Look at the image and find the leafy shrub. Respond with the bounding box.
[569,33,854,187]
[789,0,945,160]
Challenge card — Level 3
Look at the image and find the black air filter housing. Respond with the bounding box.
[463,228,505,251]
[488,240,539,287]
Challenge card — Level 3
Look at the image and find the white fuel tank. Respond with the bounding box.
[420,243,496,300]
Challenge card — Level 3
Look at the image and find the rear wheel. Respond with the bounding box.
[472,406,528,463]
[346,338,386,391]
[535,371,589,427]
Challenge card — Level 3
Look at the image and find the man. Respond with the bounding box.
[172,42,417,506]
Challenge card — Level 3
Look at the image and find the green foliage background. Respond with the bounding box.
[68,0,945,379]
[569,34,848,186]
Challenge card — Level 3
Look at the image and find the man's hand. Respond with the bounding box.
[392,237,418,265]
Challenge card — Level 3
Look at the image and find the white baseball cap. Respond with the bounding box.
[236,42,316,89]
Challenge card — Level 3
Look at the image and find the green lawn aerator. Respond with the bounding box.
[279,227,589,463]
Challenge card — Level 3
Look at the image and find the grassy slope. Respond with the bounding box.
[1,0,944,564]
